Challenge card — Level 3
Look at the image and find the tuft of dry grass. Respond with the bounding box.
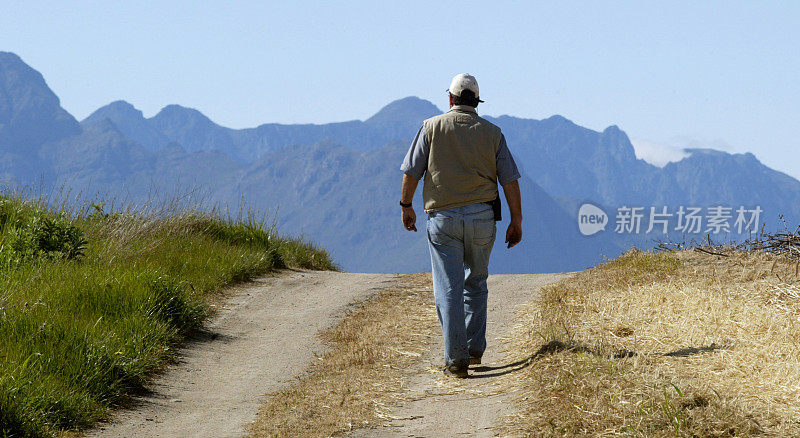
[499,248,800,436]
[249,273,438,437]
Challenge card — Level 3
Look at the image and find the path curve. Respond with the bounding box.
[88,270,400,438]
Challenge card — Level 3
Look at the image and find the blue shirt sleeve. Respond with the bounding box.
[496,134,521,186]
[400,125,429,180]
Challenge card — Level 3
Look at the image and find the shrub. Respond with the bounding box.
[0,201,87,263]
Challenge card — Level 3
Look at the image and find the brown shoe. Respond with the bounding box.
[443,363,469,378]
[469,356,482,365]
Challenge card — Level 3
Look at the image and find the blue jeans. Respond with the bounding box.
[426,203,496,368]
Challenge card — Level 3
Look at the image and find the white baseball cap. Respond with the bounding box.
[447,73,484,102]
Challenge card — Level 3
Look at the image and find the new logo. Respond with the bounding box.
[578,203,608,236]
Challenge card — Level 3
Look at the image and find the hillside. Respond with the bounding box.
[498,248,800,435]
[0,193,333,436]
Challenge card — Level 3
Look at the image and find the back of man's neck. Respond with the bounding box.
[450,105,477,114]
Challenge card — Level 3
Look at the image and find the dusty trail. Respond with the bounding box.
[349,273,571,437]
[88,270,400,438]
[89,270,569,437]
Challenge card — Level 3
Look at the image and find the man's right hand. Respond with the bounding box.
[506,220,522,248]
[402,207,417,232]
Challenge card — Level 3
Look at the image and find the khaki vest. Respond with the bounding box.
[422,109,502,212]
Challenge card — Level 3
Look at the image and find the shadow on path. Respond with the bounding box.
[467,340,730,379]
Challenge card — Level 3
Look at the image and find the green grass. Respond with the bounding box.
[0,195,336,437]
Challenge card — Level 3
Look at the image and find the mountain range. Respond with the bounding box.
[2,51,798,273]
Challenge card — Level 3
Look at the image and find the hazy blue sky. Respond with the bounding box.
[2,1,798,177]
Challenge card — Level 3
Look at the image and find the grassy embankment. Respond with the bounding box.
[501,248,800,436]
[0,194,334,437]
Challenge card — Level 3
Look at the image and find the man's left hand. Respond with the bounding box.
[402,207,417,232]
[506,220,522,248]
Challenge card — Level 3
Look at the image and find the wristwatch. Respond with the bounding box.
[399,201,413,208]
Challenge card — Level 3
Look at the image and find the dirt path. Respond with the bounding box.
[88,270,400,438]
[349,273,571,437]
[89,270,569,437]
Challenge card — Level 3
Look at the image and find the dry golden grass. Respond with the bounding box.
[249,273,438,437]
[499,248,800,437]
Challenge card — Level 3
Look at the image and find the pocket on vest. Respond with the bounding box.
[472,218,496,246]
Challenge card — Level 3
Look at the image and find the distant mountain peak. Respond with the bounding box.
[0,51,80,152]
[366,96,441,125]
[602,124,631,143]
[149,104,234,154]
[152,104,213,124]
[82,100,171,152]
[541,114,579,128]
[83,100,143,124]
[683,148,761,165]
[0,51,24,64]
[104,100,139,113]
[684,148,727,156]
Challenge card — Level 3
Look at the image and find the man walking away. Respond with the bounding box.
[399,73,523,378]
